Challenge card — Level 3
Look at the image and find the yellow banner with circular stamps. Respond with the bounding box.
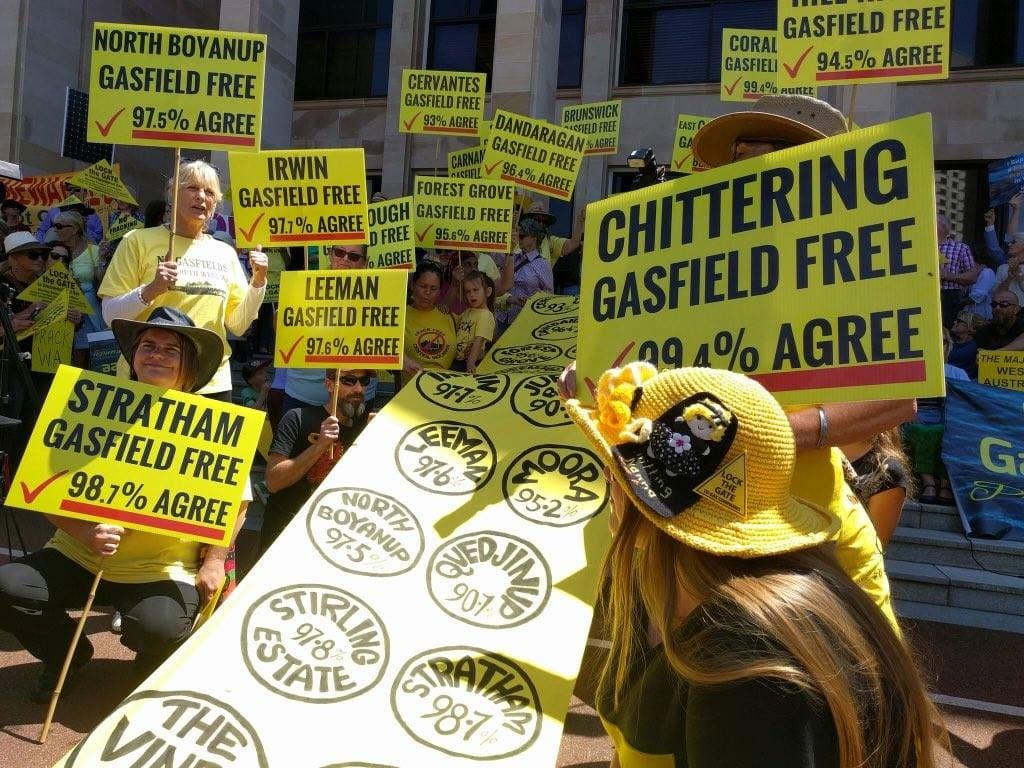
[399,68,486,136]
[413,176,514,253]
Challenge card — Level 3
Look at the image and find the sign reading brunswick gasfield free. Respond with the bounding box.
[577,114,944,405]
[482,110,587,201]
[9,366,262,546]
[777,0,951,87]
[720,28,817,102]
[368,196,416,269]
[671,114,711,173]
[560,100,621,156]
[413,176,514,253]
[276,270,407,369]
[399,68,486,136]
[88,23,266,150]
[228,149,368,247]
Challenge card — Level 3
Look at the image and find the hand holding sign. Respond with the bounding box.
[87,523,125,557]
[148,260,179,298]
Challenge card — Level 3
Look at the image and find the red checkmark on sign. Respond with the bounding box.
[483,160,502,175]
[415,223,434,243]
[95,107,126,138]
[280,336,304,364]
[238,213,265,243]
[674,153,692,170]
[723,77,742,96]
[20,470,69,504]
[403,111,422,131]
[783,46,814,79]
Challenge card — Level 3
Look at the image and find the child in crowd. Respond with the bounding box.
[240,359,272,410]
[452,271,495,373]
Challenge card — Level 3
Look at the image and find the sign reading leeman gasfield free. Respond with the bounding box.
[10,366,262,546]
[228,149,368,247]
[576,114,945,406]
[413,176,514,253]
[482,110,587,201]
[88,23,266,150]
[399,68,486,136]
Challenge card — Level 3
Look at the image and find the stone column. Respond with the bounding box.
[491,0,561,122]
[575,0,616,207]
[380,1,423,197]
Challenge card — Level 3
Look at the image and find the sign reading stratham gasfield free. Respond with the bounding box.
[399,68,486,136]
[576,114,944,405]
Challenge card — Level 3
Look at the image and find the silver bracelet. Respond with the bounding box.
[815,406,829,449]
[136,285,153,307]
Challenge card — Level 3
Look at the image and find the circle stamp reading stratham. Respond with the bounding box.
[415,371,511,412]
[490,343,562,367]
[531,294,579,315]
[307,487,424,576]
[511,374,571,428]
[503,445,609,527]
[391,646,542,760]
[65,690,268,768]
[241,584,389,704]
[395,421,497,496]
[531,315,578,342]
[427,531,552,628]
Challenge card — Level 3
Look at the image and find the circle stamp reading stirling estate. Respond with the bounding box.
[503,445,609,527]
[490,343,562,367]
[427,531,552,628]
[242,584,389,704]
[396,421,497,496]
[415,370,511,411]
[392,646,542,760]
[66,690,268,768]
[306,487,424,576]
[511,374,571,428]
[531,294,579,315]
[531,315,578,342]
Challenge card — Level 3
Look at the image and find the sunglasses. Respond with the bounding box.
[20,251,48,261]
[53,223,75,230]
[991,301,1018,309]
[337,375,373,387]
[331,249,364,263]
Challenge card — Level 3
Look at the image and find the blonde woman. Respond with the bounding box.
[52,210,105,366]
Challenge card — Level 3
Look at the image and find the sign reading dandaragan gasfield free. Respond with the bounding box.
[481,110,587,201]
[399,68,486,136]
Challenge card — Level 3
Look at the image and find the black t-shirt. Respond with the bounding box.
[975,314,1024,350]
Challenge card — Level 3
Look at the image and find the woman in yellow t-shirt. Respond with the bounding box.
[402,262,457,382]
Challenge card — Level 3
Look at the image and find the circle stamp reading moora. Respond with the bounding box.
[392,646,542,760]
[241,584,389,704]
[415,370,510,412]
[428,531,552,628]
[307,487,424,576]
[504,444,608,527]
[396,420,497,496]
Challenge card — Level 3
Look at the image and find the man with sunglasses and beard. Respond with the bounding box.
[257,368,374,556]
[975,290,1024,351]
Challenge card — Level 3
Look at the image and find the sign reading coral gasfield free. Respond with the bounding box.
[276,270,407,369]
[978,350,1024,392]
[720,29,818,102]
[482,110,587,201]
[399,68,486,136]
[228,149,368,247]
[10,366,262,546]
[560,100,621,156]
[671,114,711,173]
[577,114,944,405]
[367,197,416,270]
[413,176,514,253]
[777,0,951,87]
[88,24,266,150]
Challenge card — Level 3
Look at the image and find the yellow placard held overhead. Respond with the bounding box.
[276,269,407,369]
[9,366,262,546]
[17,262,92,314]
[977,350,1024,392]
[576,114,944,406]
[560,99,621,156]
[108,212,143,241]
[413,176,514,253]
[777,0,951,87]
[399,68,486,136]
[482,110,587,201]
[479,294,580,378]
[367,196,416,270]
[671,114,711,173]
[87,23,267,150]
[68,160,138,204]
[720,28,817,102]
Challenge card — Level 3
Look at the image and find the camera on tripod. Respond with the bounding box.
[628,148,667,190]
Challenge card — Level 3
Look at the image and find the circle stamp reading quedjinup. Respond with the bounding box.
[307,487,424,576]
[427,531,552,628]
[531,315,577,342]
[66,690,268,768]
[241,584,389,703]
[395,421,497,496]
[416,371,511,412]
[531,294,579,315]
[490,343,562,367]
[511,374,571,428]
[503,445,609,527]
[391,646,542,760]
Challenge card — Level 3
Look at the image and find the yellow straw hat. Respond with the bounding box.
[565,363,837,557]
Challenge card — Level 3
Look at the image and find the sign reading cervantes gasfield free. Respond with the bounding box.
[399,68,486,136]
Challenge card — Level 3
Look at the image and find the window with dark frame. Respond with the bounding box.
[951,0,1024,68]
[427,0,497,88]
[558,0,587,89]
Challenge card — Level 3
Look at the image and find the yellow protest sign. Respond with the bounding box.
[720,28,817,102]
[88,23,267,150]
[671,114,711,173]
[17,262,92,314]
[448,145,485,179]
[561,99,621,156]
[276,269,407,369]
[108,212,143,241]
[68,160,137,204]
[778,1,950,87]
[261,248,287,304]
[413,176,514,253]
[228,149,368,248]
[482,110,587,201]
[367,196,416,270]
[9,366,262,546]
[52,371,609,768]
[32,320,73,373]
[978,350,1024,391]
[399,68,486,136]
[16,289,70,342]
[479,294,579,378]
[576,114,944,405]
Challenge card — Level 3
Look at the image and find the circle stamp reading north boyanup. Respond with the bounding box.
[531,316,578,342]
[415,371,511,412]
[395,421,497,496]
[490,343,562,367]
[511,374,571,428]
[531,294,579,315]
[427,531,552,628]
[307,487,424,576]
[503,444,609,527]
[391,646,542,760]
[241,584,389,703]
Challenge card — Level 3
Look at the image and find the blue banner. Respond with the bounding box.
[942,378,1024,540]
[988,151,1024,208]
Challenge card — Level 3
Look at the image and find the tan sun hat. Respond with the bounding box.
[565,363,837,558]
[692,94,849,169]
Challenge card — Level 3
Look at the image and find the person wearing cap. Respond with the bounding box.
[0,307,252,702]
[240,358,272,410]
[1,198,29,233]
[566,363,945,768]
[518,202,585,269]
[494,216,554,334]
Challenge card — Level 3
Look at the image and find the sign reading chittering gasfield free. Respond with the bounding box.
[88,23,266,150]
[399,68,486,136]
